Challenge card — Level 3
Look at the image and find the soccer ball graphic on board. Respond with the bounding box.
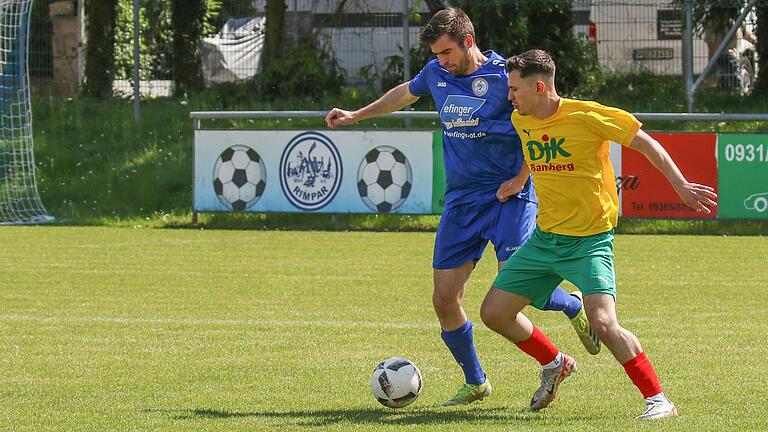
[212,145,266,210]
[370,357,423,408]
[356,146,413,213]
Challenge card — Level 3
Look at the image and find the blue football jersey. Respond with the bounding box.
[409,50,536,208]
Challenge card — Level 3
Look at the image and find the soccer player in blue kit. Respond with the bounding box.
[325,7,600,406]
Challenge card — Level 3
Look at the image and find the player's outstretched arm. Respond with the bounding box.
[629,129,718,213]
[325,81,419,128]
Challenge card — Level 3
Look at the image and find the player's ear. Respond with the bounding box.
[535,80,545,94]
[464,34,474,48]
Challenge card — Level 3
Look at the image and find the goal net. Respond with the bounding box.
[0,0,51,224]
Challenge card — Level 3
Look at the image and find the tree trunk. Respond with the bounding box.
[83,0,118,97]
[754,2,768,94]
[262,0,286,72]
[172,0,206,96]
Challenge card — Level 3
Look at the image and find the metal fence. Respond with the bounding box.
[594,0,757,92]
[27,0,760,97]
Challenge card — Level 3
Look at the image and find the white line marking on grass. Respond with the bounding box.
[0,311,731,332]
[0,314,435,330]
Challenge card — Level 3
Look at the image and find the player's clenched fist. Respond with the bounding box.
[325,108,356,128]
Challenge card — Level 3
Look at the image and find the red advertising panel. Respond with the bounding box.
[621,133,718,218]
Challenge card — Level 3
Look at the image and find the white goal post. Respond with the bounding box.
[0,0,51,224]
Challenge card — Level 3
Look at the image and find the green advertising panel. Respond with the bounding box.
[718,134,768,219]
[432,131,446,213]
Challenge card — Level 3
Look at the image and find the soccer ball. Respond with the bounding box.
[212,145,266,210]
[370,357,423,408]
[357,146,413,213]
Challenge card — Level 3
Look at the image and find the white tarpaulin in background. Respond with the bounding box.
[201,17,265,85]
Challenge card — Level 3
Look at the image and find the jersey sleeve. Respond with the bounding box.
[584,102,642,147]
[408,63,432,97]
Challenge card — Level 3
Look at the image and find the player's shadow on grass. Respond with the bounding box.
[164,406,597,426]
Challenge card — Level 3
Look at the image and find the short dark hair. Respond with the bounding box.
[506,49,556,78]
[420,7,475,47]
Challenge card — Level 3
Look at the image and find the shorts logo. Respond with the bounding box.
[280,131,342,211]
[472,78,489,96]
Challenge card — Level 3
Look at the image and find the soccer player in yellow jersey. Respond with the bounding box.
[479,49,717,419]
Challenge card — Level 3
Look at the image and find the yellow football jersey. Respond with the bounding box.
[511,98,641,236]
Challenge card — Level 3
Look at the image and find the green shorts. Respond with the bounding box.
[493,227,616,309]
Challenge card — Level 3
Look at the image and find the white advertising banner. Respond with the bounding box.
[194,130,434,213]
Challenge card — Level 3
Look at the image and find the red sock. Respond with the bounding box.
[622,352,663,398]
[514,325,559,366]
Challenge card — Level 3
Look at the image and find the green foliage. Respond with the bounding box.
[114,0,172,83]
[203,0,223,36]
[359,40,435,105]
[592,70,768,132]
[374,0,602,97]
[189,212,768,235]
[617,218,768,235]
[255,38,347,100]
[33,97,193,219]
[595,71,687,112]
[112,0,221,88]
[363,44,436,111]
[380,44,433,92]
[206,0,256,36]
[449,0,601,97]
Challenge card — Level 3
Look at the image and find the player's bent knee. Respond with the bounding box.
[479,307,496,331]
[479,299,504,332]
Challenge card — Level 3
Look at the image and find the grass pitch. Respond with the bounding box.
[0,227,766,431]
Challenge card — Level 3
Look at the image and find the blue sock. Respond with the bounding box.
[541,286,582,319]
[440,320,485,385]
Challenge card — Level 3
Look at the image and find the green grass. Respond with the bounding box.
[1,227,766,431]
[43,210,768,236]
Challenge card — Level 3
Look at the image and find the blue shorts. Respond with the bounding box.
[433,198,538,269]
